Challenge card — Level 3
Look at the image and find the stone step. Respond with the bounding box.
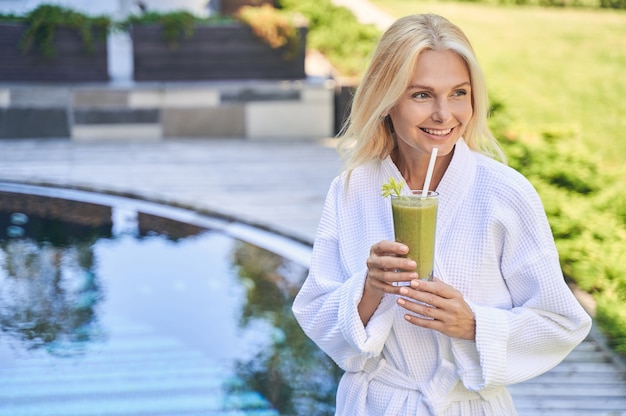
[0,315,277,416]
[0,359,236,387]
[0,392,278,416]
[0,373,243,403]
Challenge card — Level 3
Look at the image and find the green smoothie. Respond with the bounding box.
[391,191,438,281]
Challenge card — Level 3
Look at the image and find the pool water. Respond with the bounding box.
[0,186,340,416]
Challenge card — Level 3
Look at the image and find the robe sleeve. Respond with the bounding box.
[450,179,592,390]
[292,177,396,372]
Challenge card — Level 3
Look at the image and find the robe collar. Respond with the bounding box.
[434,139,477,235]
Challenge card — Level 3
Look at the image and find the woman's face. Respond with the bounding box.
[389,49,473,160]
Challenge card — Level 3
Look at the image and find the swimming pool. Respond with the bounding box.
[0,183,340,416]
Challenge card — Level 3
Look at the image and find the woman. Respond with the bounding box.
[292,13,591,415]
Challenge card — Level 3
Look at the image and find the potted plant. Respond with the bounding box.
[0,4,112,82]
[126,5,307,81]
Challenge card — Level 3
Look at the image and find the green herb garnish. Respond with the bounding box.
[381,177,405,198]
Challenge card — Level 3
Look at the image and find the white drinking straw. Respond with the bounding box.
[421,147,438,197]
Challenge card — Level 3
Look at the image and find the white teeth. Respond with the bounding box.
[422,128,452,136]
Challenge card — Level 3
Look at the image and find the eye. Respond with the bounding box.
[411,91,431,100]
[452,89,468,97]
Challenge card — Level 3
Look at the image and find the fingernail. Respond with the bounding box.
[407,261,417,269]
[411,280,420,288]
[397,298,405,305]
[399,287,408,295]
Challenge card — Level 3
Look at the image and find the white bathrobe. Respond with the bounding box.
[292,139,591,415]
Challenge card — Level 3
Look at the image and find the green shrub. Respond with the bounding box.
[459,0,623,11]
[596,291,626,355]
[0,4,112,57]
[123,10,207,48]
[493,103,626,355]
[462,0,607,8]
[278,0,381,77]
[600,0,626,8]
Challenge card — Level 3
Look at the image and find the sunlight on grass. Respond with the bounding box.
[369,1,626,166]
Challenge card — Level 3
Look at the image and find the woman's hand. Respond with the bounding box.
[397,279,476,340]
[359,240,418,325]
[365,240,419,293]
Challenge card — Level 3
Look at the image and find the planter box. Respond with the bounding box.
[0,23,109,82]
[131,23,306,81]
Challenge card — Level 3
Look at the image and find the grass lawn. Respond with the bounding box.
[368,1,626,168]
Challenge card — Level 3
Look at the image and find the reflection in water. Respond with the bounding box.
[0,192,111,355]
[232,243,341,415]
[0,239,104,355]
[0,190,340,415]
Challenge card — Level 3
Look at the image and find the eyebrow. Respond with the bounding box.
[407,82,471,91]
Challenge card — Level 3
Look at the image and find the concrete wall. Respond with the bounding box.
[0,80,335,141]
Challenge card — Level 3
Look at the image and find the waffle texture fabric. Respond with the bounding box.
[292,139,592,416]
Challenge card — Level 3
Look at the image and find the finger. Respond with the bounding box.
[367,272,414,294]
[409,279,458,300]
[402,306,475,340]
[396,297,445,325]
[398,284,442,308]
[371,240,409,256]
[369,268,417,286]
[383,269,419,286]
[403,312,444,332]
[367,256,417,275]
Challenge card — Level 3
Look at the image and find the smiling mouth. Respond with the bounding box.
[421,127,453,136]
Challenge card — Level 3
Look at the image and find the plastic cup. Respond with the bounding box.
[391,190,438,284]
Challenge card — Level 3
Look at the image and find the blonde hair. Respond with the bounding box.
[337,13,506,175]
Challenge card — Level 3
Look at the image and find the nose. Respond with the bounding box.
[432,98,451,123]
